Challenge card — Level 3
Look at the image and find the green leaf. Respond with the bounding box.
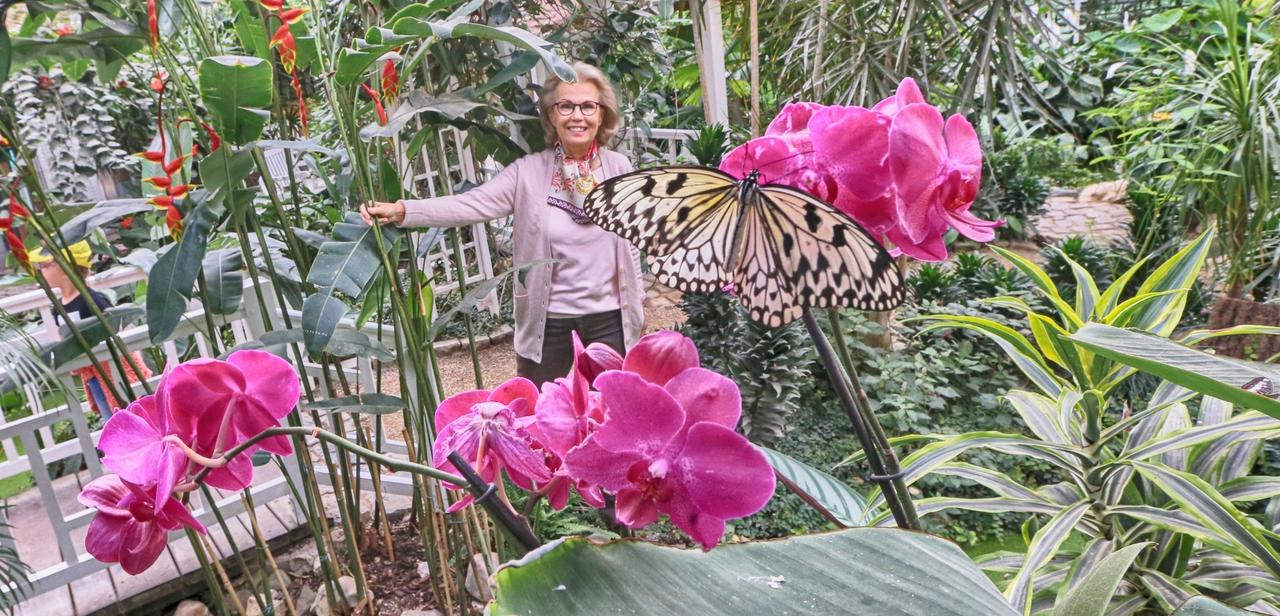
[758,446,866,527]
[305,393,404,415]
[302,214,401,354]
[250,451,273,467]
[990,245,1082,329]
[1053,543,1150,616]
[1218,477,1280,503]
[0,24,11,86]
[1068,323,1280,420]
[1170,596,1251,615]
[1005,390,1071,445]
[1049,247,1100,321]
[910,316,1063,397]
[1181,324,1280,346]
[198,56,274,145]
[489,530,1018,616]
[202,249,244,315]
[58,199,152,244]
[1006,500,1090,612]
[44,305,145,368]
[1131,462,1280,576]
[146,203,217,343]
[1097,255,1149,318]
[1123,412,1279,463]
[1140,9,1184,33]
[1127,227,1214,333]
[477,50,540,95]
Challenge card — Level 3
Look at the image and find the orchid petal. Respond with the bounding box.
[664,368,741,431]
[591,371,685,455]
[680,423,776,520]
[434,390,487,433]
[227,350,299,419]
[621,331,700,387]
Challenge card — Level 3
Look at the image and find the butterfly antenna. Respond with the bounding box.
[751,148,816,174]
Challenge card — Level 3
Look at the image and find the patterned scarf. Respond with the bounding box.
[547,141,599,225]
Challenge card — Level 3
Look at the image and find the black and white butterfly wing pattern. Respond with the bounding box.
[583,165,906,327]
[584,166,739,294]
[1242,376,1277,398]
[757,185,904,314]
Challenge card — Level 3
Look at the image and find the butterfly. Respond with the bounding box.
[583,165,905,327]
[1242,377,1278,398]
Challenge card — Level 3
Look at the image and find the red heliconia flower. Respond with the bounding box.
[163,155,187,176]
[381,60,399,104]
[165,205,183,236]
[144,176,171,190]
[147,0,159,49]
[8,194,30,219]
[167,184,190,198]
[136,150,166,163]
[270,25,298,73]
[120,216,135,230]
[4,229,28,267]
[361,84,388,126]
[279,7,309,24]
[148,195,175,209]
[257,0,284,10]
[150,72,167,93]
[291,75,309,135]
[55,25,75,36]
[200,122,221,153]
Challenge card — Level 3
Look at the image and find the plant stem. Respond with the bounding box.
[801,309,918,530]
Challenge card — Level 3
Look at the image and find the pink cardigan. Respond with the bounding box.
[398,148,644,363]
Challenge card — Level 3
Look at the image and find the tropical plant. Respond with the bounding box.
[1095,0,1280,298]
[887,227,1280,612]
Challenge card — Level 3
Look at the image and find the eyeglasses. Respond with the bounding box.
[554,100,601,117]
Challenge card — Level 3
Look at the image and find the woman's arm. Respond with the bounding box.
[363,159,521,228]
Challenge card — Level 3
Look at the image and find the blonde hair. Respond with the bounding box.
[538,62,621,148]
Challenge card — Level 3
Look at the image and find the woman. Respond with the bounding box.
[362,62,644,386]
[30,240,151,418]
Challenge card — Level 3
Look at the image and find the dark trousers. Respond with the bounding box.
[517,309,624,387]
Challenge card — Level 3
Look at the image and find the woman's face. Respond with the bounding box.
[551,81,603,155]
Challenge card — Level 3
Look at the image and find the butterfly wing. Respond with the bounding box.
[731,184,904,326]
[584,166,742,293]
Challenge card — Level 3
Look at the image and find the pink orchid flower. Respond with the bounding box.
[562,369,774,550]
[432,377,552,511]
[78,474,206,575]
[532,333,614,509]
[724,78,996,262]
[621,329,701,386]
[163,350,301,458]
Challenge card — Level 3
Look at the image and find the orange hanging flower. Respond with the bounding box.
[150,71,167,93]
[167,184,190,199]
[8,194,30,219]
[361,84,387,126]
[270,25,298,73]
[163,155,188,176]
[279,7,309,24]
[291,74,308,135]
[55,25,75,36]
[380,59,399,104]
[120,216,135,230]
[147,195,175,208]
[147,0,159,49]
[258,0,284,10]
[136,150,166,163]
[165,204,183,237]
[144,176,172,190]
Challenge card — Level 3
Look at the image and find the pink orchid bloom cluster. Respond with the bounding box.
[79,350,300,574]
[432,330,776,550]
[720,78,1000,261]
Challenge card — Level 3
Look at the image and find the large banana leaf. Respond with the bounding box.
[146,201,218,343]
[1068,323,1280,420]
[302,214,401,354]
[198,56,274,145]
[488,530,1017,616]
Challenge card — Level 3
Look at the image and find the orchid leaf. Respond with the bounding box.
[306,394,404,415]
[489,530,1017,616]
[757,446,866,527]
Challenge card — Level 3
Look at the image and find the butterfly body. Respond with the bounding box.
[583,165,905,327]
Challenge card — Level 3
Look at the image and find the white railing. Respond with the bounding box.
[619,127,698,166]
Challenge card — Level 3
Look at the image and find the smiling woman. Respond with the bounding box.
[362,62,644,386]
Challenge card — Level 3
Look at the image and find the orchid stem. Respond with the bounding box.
[801,309,919,530]
[446,453,541,552]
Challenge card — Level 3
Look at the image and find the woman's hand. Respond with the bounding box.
[360,201,406,226]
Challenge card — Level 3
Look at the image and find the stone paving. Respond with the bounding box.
[1032,180,1132,246]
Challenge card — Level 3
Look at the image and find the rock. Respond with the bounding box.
[245,590,285,616]
[295,586,317,616]
[173,600,211,616]
[311,591,331,616]
[416,560,431,581]
[288,545,321,577]
[338,575,359,608]
[400,610,444,616]
[464,552,501,602]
